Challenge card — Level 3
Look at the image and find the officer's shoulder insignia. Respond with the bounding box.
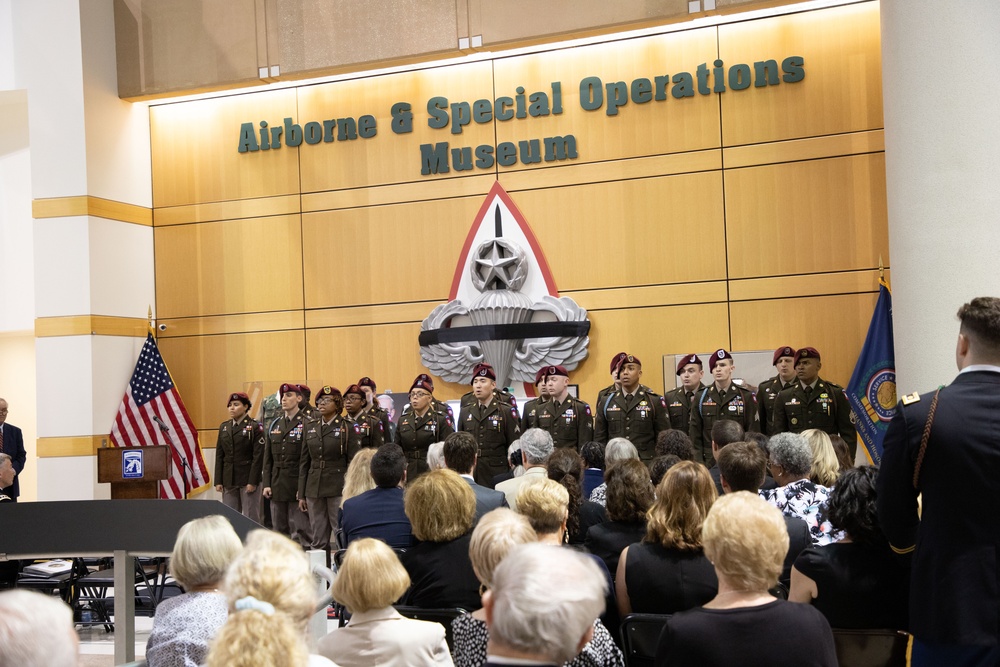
[901,392,921,406]
[584,405,591,416]
[511,407,518,418]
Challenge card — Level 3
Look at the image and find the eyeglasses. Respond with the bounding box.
[409,392,432,399]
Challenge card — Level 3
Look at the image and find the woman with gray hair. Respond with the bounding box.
[588,438,638,506]
[760,432,842,546]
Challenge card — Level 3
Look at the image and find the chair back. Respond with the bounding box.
[832,629,909,667]
[393,605,467,651]
[620,613,670,667]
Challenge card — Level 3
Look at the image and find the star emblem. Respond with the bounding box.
[474,240,519,290]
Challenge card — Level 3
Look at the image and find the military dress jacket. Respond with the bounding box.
[432,398,454,421]
[519,397,549,431]
[460,388,519,420]
[458,399,520,484]
[214,415,265,488]
[595,384,618,423]
[689,383,759,465]
[663,386,702,432]
[536,397,594,450]
[366,405,395,444]
[298,416,348,499]
[397,408,455,461]
[771,378,856,454]
[262,411,307,502]
[594,386,668,460]
[344,412,385,463]
[757,376,795,435]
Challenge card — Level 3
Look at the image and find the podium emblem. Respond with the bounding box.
[122,449,144,479]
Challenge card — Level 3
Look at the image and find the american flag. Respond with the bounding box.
[109,333,209,499]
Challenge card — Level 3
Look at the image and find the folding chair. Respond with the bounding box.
[832,628,909,667]
[393,605,467,652]
[619,613,670,667]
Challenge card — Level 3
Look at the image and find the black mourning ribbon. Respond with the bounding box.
[419,320,590,346]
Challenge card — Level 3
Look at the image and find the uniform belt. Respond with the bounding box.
[404,450,424,461]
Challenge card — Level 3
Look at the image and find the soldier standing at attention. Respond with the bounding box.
[757,346,798,435]
[297,384,317,419]
[413,373,454,421]
[520,368,551,430]
[689,349,759,466]
[397,374,454,477]
[262,383,311,546]
[343,384,385,463]
[458,363,521,485]
[358,377,394,443]
[771,347,857,460]
[536,365,594,450]
[298,385,348,554]
[663,354,705,431]
[595,352,628,425]
[214,391,265,523]
[595,354,668,461]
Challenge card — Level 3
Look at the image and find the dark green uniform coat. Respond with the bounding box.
[663,386,703,433]
[343,411,385,463]
[262,411,307,502]
[298,416,348,499]
[594,386,668,460]
[397,408,454,463]
[689,383,759,466]
[771,379,857,457]
[536,396,594,450]
[461,388,519,420]
[757,376,795,435]
[520,397,549,431]
[366,404,395,444]
[458,398,520,485]
[214,415,265,488]
[595,384,619,424]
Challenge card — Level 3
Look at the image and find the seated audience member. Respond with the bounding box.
[716,442,810,588]
[548,447,605,544]
[589,438,639,506]
[490,441,523,488]
[760,432,842,546]
[803,429,840,487]
[484,543,610,666]
[341,448,377,503]
[707,419,745,494]
[828,434,854,473]
[790,466,910,630]
[401,469,481,610]
[206,530,338,667]
[318,538,453,667]
[585,459,653,576]
[0,590,78,667]
[616,462,718,616]
[649,455,681,488]
[654,493,837,667]
[426,441,446,471]
[452,509,623,667]
[744,431,778,490]
[496,428,553,510]
[444,431,508,522]
[147,515,243,667]
[580,441,606,499]
[655,429,695,460]
[340,444,415,548]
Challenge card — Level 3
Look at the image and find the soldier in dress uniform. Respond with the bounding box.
[689,349,759,467]
[213,391,265,523]
[595,352,628,425]
[460,384,519,421]
[757,346,797,435]
[343,384,385,463]
[297,384,317,419]
[262,382,311,546]
[771,347,857,459]
[457,363,521,485]
[520,368,551,430]
[358,376,394,443]
[536,365,594,450]
[663,354,705,431]
[594,354,668,461]
[397,375,455,479]
[298,385,349,553]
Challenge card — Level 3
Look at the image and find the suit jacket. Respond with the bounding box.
[495,466,549,511]
[341,486,415,549]
[877,369,1000,645]
[0,422,26,498]
[460,475,508,522]
[214,415,264,488]
[316,607,453,667]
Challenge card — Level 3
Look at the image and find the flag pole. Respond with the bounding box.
[148,305,155,339]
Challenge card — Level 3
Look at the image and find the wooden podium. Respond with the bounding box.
[97,446,171,499]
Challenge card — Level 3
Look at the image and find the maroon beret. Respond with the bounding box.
[609,352,628,374]
[410,376,434,394]
[534,368,548,385]
[794,347,821,364]
[315,386,341,402]
[709,349,733,372]
[279,383,301,396]
[227,392,251,408]
[414,374,435,391]
[357,377,377,392]
[544,365,568,378]
[772,346,795,366]
[622,354,642,368]
[675,354,702,376]
[471,363,497,383]
[344,384,365,398]
[297,384,311,399]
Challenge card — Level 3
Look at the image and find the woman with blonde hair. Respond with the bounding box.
[616,461,718,616]
[206,530,337,667]
[146,515,243,667]
[400,468,480,610]
[803,429,840,487]
[654,492,837,666]
[341,447,377,503]
[317,538,453,667]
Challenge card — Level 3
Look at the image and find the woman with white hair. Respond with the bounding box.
[588,438,638,506]
[654,492,837,666]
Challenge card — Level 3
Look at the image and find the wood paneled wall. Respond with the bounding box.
[150,2,888,432]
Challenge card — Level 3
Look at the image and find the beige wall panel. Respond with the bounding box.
[155,214,304,318]
[493,27,720,169]
[729,269,886,302]
[296,61,496,192]
[157,311,305,338]
[730,293,878,386]
[723,130,884,170]
[725,153,888,279]
[718,2,882,146]
[159,330,306,430]
[301,195,484,309]
[302,175,495,213]
[504,172,726,291]
[154,195,301,226]
[150,88,300,207]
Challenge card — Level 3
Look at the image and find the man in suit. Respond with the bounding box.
[663,354,705,431]
[483,542,607,666]
[689,349,759,466]
[443,431,508,522]
[340,444,415,549]
[878,297,1000,666]
[496,428,553,511]
[0,398,26,502]
[458,363,521,485]
[595,354,669,461]
[214,391,265,522]
[262,383,311,546]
